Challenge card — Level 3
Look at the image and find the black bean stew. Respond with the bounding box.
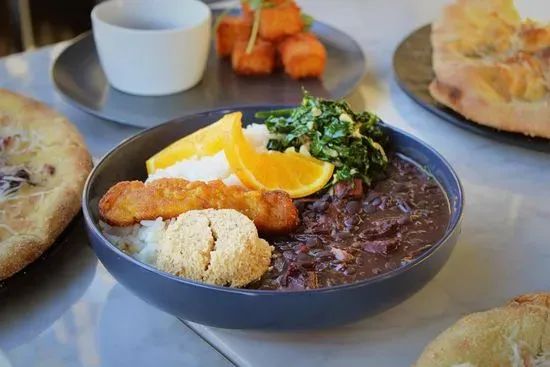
[247,155,451,291]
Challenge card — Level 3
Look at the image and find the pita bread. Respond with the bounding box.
[430,0,550,139]
[414,293,550,367]
[0,89,92,280]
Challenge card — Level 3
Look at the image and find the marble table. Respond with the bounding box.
[1,0,550,366]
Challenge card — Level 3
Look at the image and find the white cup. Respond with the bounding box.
[91,0,212,96]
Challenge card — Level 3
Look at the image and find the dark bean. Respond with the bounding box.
[345,201,360,215]
[283,251,296,261]
[335,231,352,240]
[296,253,315,269]
[355,257,364,266]
[312,200,329,212]
[305,237,320,247]
[370,197,382,207]
[344,217,356,228]
[287,263,299,276]
[311,250,333,260]
[396,199,411,213]
[362,205,377,215]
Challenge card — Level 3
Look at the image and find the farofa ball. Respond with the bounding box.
[155,209,273,288]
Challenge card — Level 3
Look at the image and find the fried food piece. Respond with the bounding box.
[232,39,276,76]
[278,32,327,79]
[98,178,299,235]
[241,0,289,21]
[215,16,252,57]
[157,209,272,287]
[258,1,304,41]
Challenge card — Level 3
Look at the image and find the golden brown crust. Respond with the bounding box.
[278,32,327,79]
[0,89,93,280]
[98,178,300,235]
[231,39,276,76]
[429,80,550,138]
[258,1,303,42]
[414,292,550,367]
[215,16,252,58]
[430,0,550,139]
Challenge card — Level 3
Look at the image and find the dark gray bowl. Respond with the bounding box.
[83,106,464,330]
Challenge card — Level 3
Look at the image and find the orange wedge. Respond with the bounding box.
[145,114,235,174]
[224,112,334,198]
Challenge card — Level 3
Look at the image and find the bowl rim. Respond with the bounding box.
[82,104,464,296]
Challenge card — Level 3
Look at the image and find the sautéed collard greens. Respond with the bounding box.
[259,93,389,185]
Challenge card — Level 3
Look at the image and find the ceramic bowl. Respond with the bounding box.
[83,105,464,330]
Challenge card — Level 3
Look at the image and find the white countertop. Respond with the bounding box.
[1,0,550,366]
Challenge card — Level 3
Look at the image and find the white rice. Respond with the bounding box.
[145,123,273,186]
[102,123,275,264]
[100,217,168,265]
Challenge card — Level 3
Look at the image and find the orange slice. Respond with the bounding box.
[224,112,334,198]
[145,114,235,174]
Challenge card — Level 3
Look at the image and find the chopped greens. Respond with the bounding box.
[259,92,389,186]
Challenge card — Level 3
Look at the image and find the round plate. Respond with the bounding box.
[393,24,550,153]
[52,14,366,128]
[0,213,85,295]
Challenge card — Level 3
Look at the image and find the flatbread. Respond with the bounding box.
[0,89,93,280]
[430,0,550,139]
[414,293,550,367]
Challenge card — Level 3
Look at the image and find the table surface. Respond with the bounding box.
[1,0,550,366]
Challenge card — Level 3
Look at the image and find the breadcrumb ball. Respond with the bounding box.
[155,209,272,288]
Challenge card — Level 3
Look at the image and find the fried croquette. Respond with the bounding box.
[258,0,304,41]
[232,39,276,76]
[98,178,299,235]
[240,0,289,20]
[156,209,272,287]
[278,32,327,79]
[215,16,252,57]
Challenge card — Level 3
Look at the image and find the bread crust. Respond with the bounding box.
[414,292,550,366]
[0,89,93,280]
[430,0,550,139]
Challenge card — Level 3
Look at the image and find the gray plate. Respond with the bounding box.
[52,20,365,128]
[393,24,550,153]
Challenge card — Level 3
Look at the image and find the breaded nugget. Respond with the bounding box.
[278,32,327,79]
[241,0,289,20]
[215,16,252,57]
[156,209,272,288]
[231,39,276,76]
[98,178,299,235]
[258,1,304,41]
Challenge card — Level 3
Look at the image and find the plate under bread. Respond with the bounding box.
[393,24,550,153]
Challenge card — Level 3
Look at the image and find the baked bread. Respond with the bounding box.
[414,292,550,366]
[156,209,272,287]
[0,89,93,280]
[430,0,550,138]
